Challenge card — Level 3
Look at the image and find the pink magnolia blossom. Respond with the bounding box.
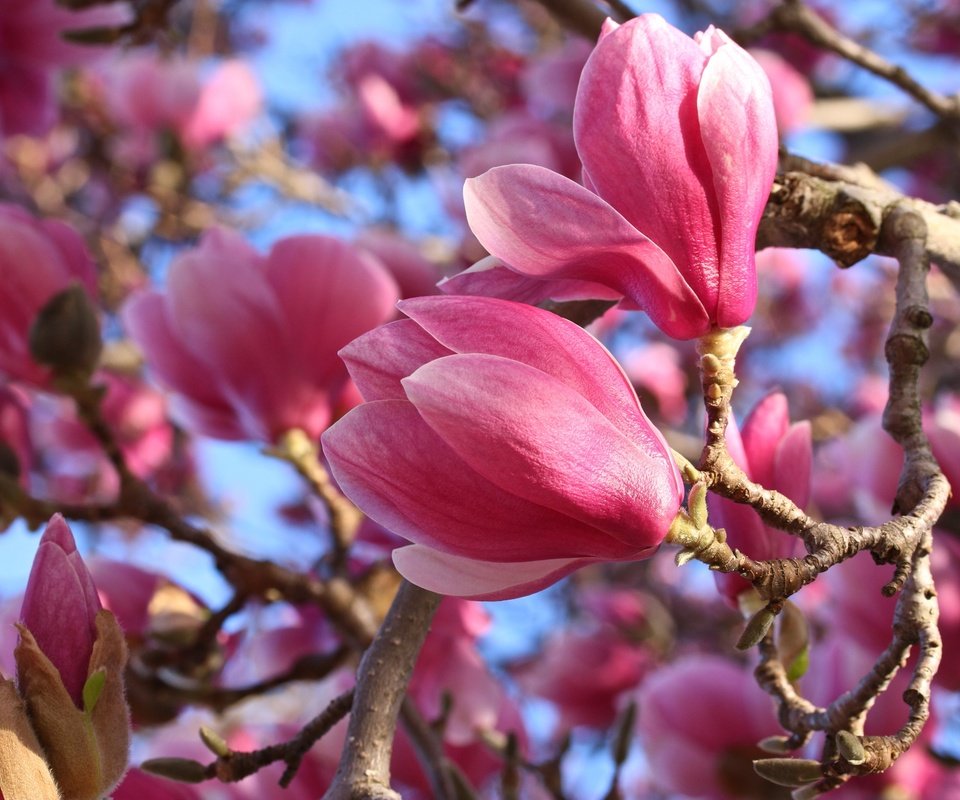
[460,14,778,340]
[513,627,650,730]
[0,0,128,136]
[322,296,683,600]
[356,228,442,299]
[19,514,102,705]
[180,60,262,149]
[712,392,812,603]
[31,370,174,503]
[636,655,779,799]
[0,204,99,388]
[122,228,399,442]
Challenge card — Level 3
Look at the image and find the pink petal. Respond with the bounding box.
[338,319,453,402]
[574,14,719,312]
[696,37,778,327]
[322,400,638,561]
[398,297,680,493]
[464,165,709,338]
[774,421,813,510]
[264,235,399,388]
[393,545,595,600]
[403,354,678,548]
[122,291,239,435]
[739,392,790,487]
[439,256,622,305]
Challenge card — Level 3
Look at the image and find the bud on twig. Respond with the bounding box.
[141,757,209,783]
[753,757,822,787]
[28,284,101,382]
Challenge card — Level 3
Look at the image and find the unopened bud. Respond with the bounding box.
[737,605,777,650]
[835,731,866,765]
[753,757,822,787]
[28,284,101,381]
[758,736,794,755]
[141,757,208,783]
[199,725,231,757]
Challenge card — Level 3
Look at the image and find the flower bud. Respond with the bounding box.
[29,284,102,383]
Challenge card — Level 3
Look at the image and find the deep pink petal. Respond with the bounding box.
[774,421,813,510]
[338,319,453,402]
[393,545,596,600]
[403,354,678,548]
[398,297,681,497]
[574,14,720,310]
[264,235,399,389]
[740,392,790,488]
[697,36,778,327]
[464,165,709,338]
[322,400,639,561]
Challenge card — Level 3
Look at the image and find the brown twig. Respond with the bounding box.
[323,580,442,800]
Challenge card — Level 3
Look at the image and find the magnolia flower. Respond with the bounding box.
[711,392,812,603]
[0,204,99,388]
[457,14,778,340]
[123,228,400,443]
[322,296,683,600]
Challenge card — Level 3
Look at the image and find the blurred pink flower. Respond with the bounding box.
[123,228,399,442]
[323,295,683,600]
[356,228,441,299]
[619,341,689,425]
[0,0,128,135]
[513,627,650,730]
[181,60,262,148]
[0,383,31,484]
[0,204,98,388]
[749,49,814,134]
[636,655,779,799]
[461,14,778,339]
[19,514,101,705]
[520,38,592,120]
[31,370,173,503]
[712,392,812,603]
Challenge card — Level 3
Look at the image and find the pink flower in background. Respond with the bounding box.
[102,54,201,134]
[712,392,812,603]
[0,0,128,136]
[520,38,592,120]
[636,656,779,799]
[356,228,441,299]
[513,627,650,730]
[322,296,683,600]
[19,514,102,705]
[813,413,902,524]
[461,14,778,339]
[749,49,814,134]
[181,60,262,148]
[31,370,174,503]
[123,228,399,442]
[0,383,32,484]
[0,204,98,388]
[619,341,689,425]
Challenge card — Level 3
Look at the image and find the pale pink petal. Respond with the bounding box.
[464,165,709,338]
[393,545,594,600]
[322,400,637,561]
[338,319,453,402]
[181,60,262,148]
[403,354,678,548]
[574,14,719,310]
[696,37,778,327]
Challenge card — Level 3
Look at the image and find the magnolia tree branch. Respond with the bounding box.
[742,0,960,122]
[323,580,442,800]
